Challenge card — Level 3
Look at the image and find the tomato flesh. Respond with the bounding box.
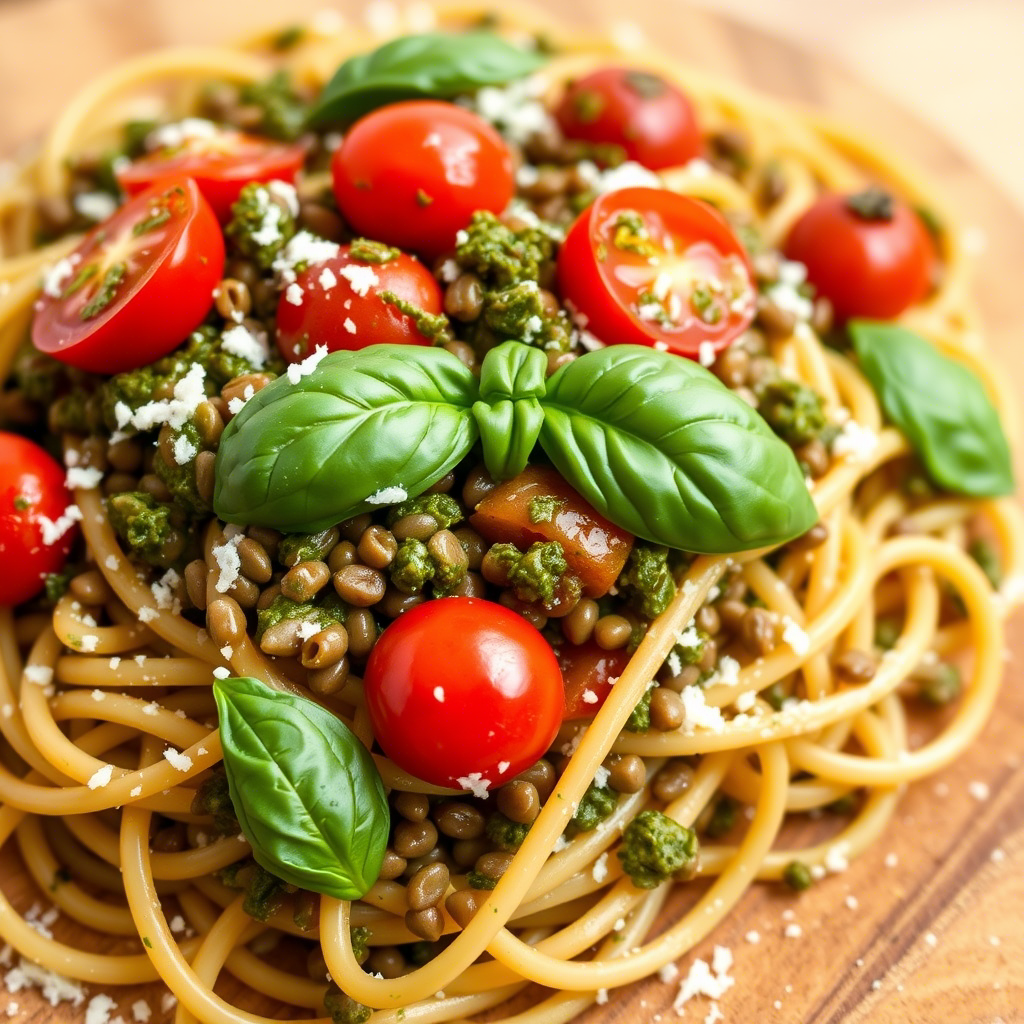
[31,177,224,374]
[331,100,515,261]
[783,190,935,321]
[363,597,564,788]
[559,641,631,721]
[0,432,76,606]
[275,246,443,361]
[470,465,634,597]
[117,124,306,222]
[557,188,756,360]
[555,67,701,170]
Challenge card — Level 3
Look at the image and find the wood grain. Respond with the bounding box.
[1,2,1022,1023]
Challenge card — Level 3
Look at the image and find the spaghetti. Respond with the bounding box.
[0,6,1021,1024]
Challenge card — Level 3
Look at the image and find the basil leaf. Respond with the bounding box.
[214,346,479,532]
[307,32,546,126]
[214,676,388,900]
[849,320,1013,497]
[473,341,547,481]
[538,346,818,552]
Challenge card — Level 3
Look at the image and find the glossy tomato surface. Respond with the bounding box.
[275,246,442,360]
[117,126,305,222]
[783,190,935,321]
[557,187,756,359]
[0,432,76,606]
[559,641,630,721]
[31,177,224,374]
[331,101,514,260]
[363,597,564,788]
[555,67,701,170]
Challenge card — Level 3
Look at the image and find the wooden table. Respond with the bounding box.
[1,2,1022,1022]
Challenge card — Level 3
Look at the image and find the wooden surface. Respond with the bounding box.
[1,2,1023,1023]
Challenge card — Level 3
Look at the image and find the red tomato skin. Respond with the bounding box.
[117,131,306,222]
[557,187,755,359]
[275,248,443,361]
[555,68,701,170]
[559,641,631,721]
[0,432,75,606]
[31,177,224,374]
[783,193,935,321]
[363,597,564,788]
[331,101,514,261]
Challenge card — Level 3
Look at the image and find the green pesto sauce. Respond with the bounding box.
[226,182,297,269]
[624,687,652,733]
[571,782,617,832]
[617,809,699,889]
[757,379,827,448]
[106,491,183,568]
[153,421,208,518]
[255,593,345,641]
[489,540,567,606]
[378,290,454,345]
[617,544,676,619]
[386,493,463,531]
[527,494,563,524]
[278,527,341,567]
[485,811,530,851]
[347,238,399,264]
[454,210,556,290]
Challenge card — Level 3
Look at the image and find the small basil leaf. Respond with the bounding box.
[213,676,388,900]
[538,346,818,553]
[849,320,1013,497]
[214,346,479,532]
[307,32,546,126]
[472,341,547,480]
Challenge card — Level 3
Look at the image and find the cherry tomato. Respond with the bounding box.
[783,188,935,321]
[555,67,702,170]
[0,432,76,606]
[364,597,564,789]
[275,245,443,360]
[559,641,630,721]
[331,101,514,261]
[557,187,756,359]
[32,177,224,374]
[117,125,306,222]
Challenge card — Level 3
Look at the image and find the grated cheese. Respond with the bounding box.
[41,255,80,298]
[66,466,103,490]
[592,852,609,884]
[23,665,53,687]
[456,773,491,799]
[38,503,83,545]
[366,485,407,505]
[221,323,270,369]
[680,685,725,734]
[88,764,115,790]
[780,617,810,656]
[163,747,193,773]
[73,192,117,222]
[86,993,118,1024]
[285,344,329,384]
[115,362,207,433]
[337,262,379,297]
[673,945,735,1014]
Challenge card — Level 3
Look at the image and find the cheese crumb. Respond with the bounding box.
[456,773,491,799]
[286,344,329,385]
[698,341,716,367]
[780,616,811,656]
[673,946,734,1013]
[211,535,243,593]
[595,989,608,1005]
[38,503,83,546]
[658,963,679,983]
[592,852,609,884]
[163,747,193,772]
[744,930,760,944]
[832,417,879,463]
[104,554,120,571]
[130,786,142,798]
[582,688,599,704]
[137,606,158,623]
[66,466,103,490]
[23,665,53,687]
[131,998,151,1022]
[338,263,379,297]
[86,993,117,1024]
[784,923,803,938]
[221,323,269,369]
[824,842,851,873]
[680,685,726,734]
[213,667,231,679]
[366,485,407,505]
[344,317,357,334]
[968,780,990,801]
[88,764,115,790]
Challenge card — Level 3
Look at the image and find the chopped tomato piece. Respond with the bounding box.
[559,641,631,720]
[470,465,634,597]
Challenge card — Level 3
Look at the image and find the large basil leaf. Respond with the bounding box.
[307,32,545,126]
[850,320,1013,497]
[473,341,547,481]
[214,676,388,900]
[214,346,479,532]
[538,346,818,552]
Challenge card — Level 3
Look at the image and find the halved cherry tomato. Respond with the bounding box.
[555,68,701,170]
[31,177,224,374]
[557,187,756,360]
[364,597,564,789]
[275,245,443,360]
[559,641,630,721]
[331,101,514,261]
[783,187,935,321]
[0,432,76,606]
[117,124,305,222]
[470,465,634,597]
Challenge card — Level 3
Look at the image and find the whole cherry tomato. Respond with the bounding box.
[0,432,76,606]
[555,67,701,170]
[363,597,564,789]
[117,123,306,222]
[331,101,514,260]
[275,244,443,360]
[31,177,224,374]
[557,187,756,360]
[783,187,935,321]
[559,641,631,721]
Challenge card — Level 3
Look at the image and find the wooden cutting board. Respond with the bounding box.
[1,2,1022,1023]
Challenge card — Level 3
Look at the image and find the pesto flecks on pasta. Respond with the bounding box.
[0,6,1020,1024]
